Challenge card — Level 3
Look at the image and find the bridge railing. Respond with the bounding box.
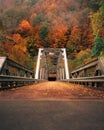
[0,75,36,89]
[68,75,104,87]
[0,57,36,90]
[60,75,104,88]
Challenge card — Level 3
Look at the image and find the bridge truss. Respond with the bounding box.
[35,48,69,81]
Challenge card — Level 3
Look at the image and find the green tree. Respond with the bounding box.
[92,37,104,57]
[32,13,45,26]
[27,36,38,57]
[26,0,37,6]
[31,0,37,5]
[39,24,49,39]
[88,0,101,11]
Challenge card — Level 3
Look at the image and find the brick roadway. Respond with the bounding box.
[0,82,104,99]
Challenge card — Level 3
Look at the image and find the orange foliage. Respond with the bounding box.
[48,24,67,47]
[12,34,22,43]
[19,20,31,29]
[17,20,32,35]
[1,0,102,65]
[70,26,82,43]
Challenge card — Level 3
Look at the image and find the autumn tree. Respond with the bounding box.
[27,36,38,57]
[1,0,104,70]
[17,20,32,37]
[66,26,82,54]
[48,24,67,48]
[0,31,15,56]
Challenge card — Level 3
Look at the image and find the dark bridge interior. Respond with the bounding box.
[48,74,56,81]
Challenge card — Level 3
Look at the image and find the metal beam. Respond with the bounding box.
[35,48,43,79]
[61,48,69,79]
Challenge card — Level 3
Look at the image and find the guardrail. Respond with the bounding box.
[59,76,104,88]
[0,75,35,90]
[0,75,48,90]
[68,75,104,87]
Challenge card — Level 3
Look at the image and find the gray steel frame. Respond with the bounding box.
[35,48,69,80]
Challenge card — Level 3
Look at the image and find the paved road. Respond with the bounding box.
[0,99,104,130]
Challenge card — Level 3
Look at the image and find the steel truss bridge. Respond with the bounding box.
[0,48,104,89]
[35,48,69,81]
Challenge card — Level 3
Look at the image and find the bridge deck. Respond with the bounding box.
[0,82,104,130]
[0,82,104,99]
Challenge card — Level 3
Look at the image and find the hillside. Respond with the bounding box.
[0,0,104,70]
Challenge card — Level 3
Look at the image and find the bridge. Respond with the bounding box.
[0,48,104,130]
[0,48,104,89]
[35,48,69,81]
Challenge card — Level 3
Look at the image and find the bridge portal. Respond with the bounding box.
[35,48,69,81]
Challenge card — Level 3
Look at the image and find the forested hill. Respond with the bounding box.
[0,0,104,70]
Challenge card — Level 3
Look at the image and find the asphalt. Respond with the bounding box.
[0,99,104,130]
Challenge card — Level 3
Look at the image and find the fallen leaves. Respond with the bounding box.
[0,82,104,99]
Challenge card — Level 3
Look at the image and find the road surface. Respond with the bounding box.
[0,99,104,130]
[0,82,104,99]
[0,82,104,130]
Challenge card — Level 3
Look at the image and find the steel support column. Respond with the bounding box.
[61,48,69,79]
[35,48,43,79]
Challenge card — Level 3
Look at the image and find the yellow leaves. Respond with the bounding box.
[12,44,26,55]
[90,10,104,37]
[75,49,92,64]
[84,57,92,64]
[76,49,91,58]
[12,33,27,53]
[11,44,27,65]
